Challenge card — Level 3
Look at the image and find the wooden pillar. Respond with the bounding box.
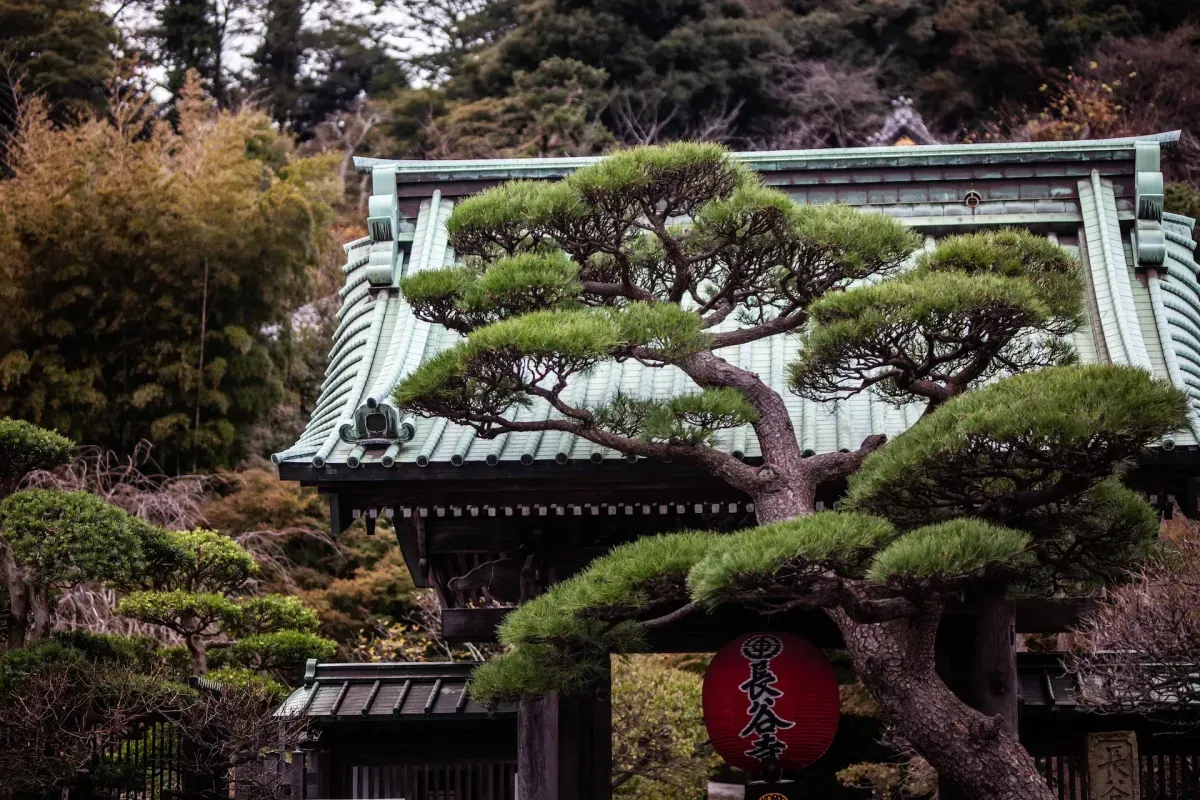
[972,594,1018,737]
[289,750,306,798]
[518,664,612,800]
[304,750,329,799]
[934,599,1019,798]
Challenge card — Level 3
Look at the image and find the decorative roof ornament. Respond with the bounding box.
[866,97,941,147]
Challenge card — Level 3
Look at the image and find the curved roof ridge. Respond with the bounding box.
[354,132,1182,176]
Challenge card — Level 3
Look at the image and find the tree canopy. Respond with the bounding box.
[118,528,334,677]
[0,83,338,471]
[391,143,1188,800]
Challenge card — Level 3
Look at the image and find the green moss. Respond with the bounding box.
[687,513,896,605]
[866,519,1032,583]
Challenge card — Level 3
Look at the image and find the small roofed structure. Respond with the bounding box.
[867,96,942,147]
[278,661,517,799]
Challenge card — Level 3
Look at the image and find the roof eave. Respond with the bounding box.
[353,131,1183,177]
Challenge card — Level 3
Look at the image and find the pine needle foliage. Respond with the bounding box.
[594,389,757,445]
[791,229,1083,405]
[497,531,716,647]
[687,513,896,606]
[1018,478,1160,594]
[470,642,613,706]
[399,252,583,333]
[846,364,1189,526]
[388,144,1186,788]
[472,532,715,705]
[395,142,917,453]
[865,520,1033,585]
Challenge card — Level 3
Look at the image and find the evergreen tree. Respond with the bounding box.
[287,19,410,140]
[423,58,613,158]
[0,0,117,126]
[154,0,236,105]
[0,488,166,648]
[392,144,1186,800]
[118,527,335,676]
[255,0,305,127]
[455,0,793,140]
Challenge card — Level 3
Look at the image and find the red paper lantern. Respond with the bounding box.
[702,632,840,775]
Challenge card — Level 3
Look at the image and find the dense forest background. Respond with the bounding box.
[1,1,1200,796]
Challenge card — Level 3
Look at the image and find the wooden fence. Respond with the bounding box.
[347,761,517,800]
[1034,750,1200,800]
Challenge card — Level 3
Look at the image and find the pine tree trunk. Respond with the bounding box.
[835,609,1053,800]
[2,545,28,649]
[748,479,1050,800]
[28,585,52,641]
[186,634,207,675]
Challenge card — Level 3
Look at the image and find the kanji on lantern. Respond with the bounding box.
[702,632,840,775]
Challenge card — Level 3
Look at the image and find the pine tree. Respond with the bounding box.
[117,528,335,676]
[154,0,233,105]
[0,0,117,125]
[391,143,1187,800]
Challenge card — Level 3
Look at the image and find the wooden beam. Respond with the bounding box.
[1013,599,1096,633]
[645,606,844,651]
[327,493,354,537]
[394,517,426,588]
[428,521,523,554]
[442,607,513,643]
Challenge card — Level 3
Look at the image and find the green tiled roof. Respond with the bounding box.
[274,134,1200,471]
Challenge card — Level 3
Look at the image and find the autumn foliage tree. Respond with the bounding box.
[391,144,1186,800]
